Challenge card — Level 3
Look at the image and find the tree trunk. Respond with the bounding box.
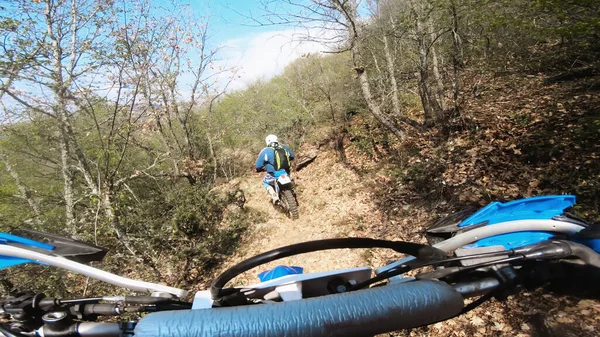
[415,13,441,126]
[450,0,462,116]
[46,0,138,244]
[325,91,348,162]
[59,128,77,234]
[333,0,406,140]
[417,40,435,125]
[356,66,406,140]
[0,153,44,226]
[207,95,221,185]
[383,34,402,117]
[428,19,447,113]
[46,0,78,234]
[207,131,218,183]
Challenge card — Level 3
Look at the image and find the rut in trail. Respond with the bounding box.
[216,150,383,287]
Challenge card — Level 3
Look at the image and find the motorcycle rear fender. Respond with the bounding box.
[273,169,294,189]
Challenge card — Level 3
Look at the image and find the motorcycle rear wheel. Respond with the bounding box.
[281,189,299,220]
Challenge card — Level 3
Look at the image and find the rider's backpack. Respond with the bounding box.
[271,146,291,173]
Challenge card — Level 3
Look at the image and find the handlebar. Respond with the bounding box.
[0,218,597,337]
[134,280,464,337]
[10,238,593,337]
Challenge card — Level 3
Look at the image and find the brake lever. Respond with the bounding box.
[513,240,572,260]
[513,240,600,267]
[557,240,600,267]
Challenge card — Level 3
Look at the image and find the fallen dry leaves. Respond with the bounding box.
[209,71,599,337]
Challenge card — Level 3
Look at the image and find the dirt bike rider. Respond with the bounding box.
[255,134,295,204]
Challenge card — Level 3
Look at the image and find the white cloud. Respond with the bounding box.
[216,28,340,91]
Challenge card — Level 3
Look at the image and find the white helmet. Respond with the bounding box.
[265,134,278,146]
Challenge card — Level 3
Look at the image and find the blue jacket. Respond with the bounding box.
[255,145,295,174]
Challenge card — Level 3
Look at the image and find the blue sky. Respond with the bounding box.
[201,0,281,41]
[180,0,338,90]
[1,0,339,110]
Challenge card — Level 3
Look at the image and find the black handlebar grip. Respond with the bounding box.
[134,280,464,337]
[82,304,118,316]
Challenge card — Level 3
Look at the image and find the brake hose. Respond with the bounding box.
[210,238,447,301]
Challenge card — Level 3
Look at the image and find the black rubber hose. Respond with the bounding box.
[210,238,446,300]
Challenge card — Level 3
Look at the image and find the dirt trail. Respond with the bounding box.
[217,150,380,287]
[212,145,600,337]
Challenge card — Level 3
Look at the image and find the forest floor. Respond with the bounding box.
[214,70,600,336]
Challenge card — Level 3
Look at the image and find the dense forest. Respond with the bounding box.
[0,0,598,303]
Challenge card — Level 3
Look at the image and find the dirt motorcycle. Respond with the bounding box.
[271,169,299,219]
[0,194,598,337]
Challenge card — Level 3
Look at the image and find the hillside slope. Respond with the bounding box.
[214,147,599,337]
[212,71,599,336]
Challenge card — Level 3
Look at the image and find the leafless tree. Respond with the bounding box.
[251,0,411,139]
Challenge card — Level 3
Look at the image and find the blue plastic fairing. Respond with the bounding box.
[463,232,556,250]
[0,232,54,250]
[0,257,41,270]
[258,265,303,282]
[458,195,576,227]
[0,232,54,270]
